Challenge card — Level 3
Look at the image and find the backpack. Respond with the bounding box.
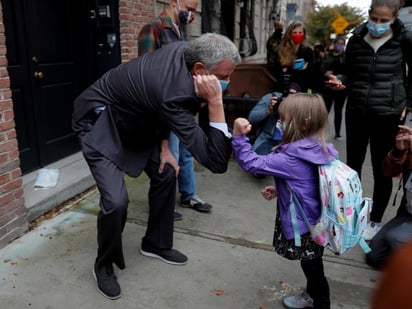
[289,159,372,255]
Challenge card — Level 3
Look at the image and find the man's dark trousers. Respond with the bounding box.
[80,132,176,270]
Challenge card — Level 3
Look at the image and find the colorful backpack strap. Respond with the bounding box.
[359,237,372,254]
[288,186,312,247]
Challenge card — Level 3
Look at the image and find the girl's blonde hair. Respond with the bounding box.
[278,93,328,147]
[278,21,306,68]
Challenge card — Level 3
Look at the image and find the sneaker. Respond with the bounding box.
[140,243,188,265]
[181,195,212,212]
[283,291,314,308]
[363,222,382,241]
[92,264,121,300]
[335,135,343,140]
[174,211,183,221]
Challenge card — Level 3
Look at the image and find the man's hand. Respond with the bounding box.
[261,186,277,201]
[267,95,279,114]
[233,118,252,136]
[194,74,225,123]
[193,75,222,105]
[159,139,179,176]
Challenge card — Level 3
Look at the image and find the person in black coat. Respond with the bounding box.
[321,36,347,139]
[327,0,412,242]
[268,21,315,97]
[72,33,241,300]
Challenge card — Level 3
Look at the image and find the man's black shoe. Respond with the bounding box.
[140,244,188,265]
[92,264,121,300]
[180,195,212,213]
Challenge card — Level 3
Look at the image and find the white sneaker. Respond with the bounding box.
[363,222,382,241]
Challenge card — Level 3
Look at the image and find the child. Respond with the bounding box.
[232,93,337,309]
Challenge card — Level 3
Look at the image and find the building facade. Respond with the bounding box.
[0,0,314,248]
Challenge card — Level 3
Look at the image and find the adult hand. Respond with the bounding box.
[193,75,222,105]
[400,107,408,122]
[274,20,284,29]
[395,125,412,151]
[159,140,179,176]
[233,117,252,136]
[261,185,277,201]
[325,74,346,91]
[267,96,279,114]
[194,75,225,123]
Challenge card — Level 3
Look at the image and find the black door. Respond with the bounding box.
[2,0,95,173]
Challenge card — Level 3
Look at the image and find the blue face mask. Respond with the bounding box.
[219,80,230,91]
[273,120,284,141]
[367,20,392,38]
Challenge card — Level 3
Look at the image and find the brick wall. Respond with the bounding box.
[119,0,200,61]
[0,3,28,248]
[119,0,156,61]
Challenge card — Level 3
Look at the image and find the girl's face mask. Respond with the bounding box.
[291,33,305,44]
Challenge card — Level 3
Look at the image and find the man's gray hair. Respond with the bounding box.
[184,33,241,71]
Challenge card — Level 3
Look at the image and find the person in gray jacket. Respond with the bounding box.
[72,33,240,300]
[330,0,412,241]
[248,92,283,155]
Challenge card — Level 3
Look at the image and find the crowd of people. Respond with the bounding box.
[71,0,412,307]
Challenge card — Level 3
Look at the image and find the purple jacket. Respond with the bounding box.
[232,135,338,239]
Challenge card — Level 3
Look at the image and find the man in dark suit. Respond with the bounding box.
[72,33,241,300]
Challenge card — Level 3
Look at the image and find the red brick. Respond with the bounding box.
[1,178,22,193]
[0,173,10,185]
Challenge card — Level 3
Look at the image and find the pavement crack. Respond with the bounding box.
[127,217,274,251]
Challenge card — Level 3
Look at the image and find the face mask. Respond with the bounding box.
[291,33,305,44]
[176,1,195,25]
[178,10,195,24]
[273,120,284,141]
[334,44,345,53]
[219,80,230,91]
[367,20,391,38]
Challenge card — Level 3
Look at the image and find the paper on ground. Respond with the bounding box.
[33,168,59,190]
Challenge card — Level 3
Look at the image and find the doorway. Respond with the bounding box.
[2,0,120,174]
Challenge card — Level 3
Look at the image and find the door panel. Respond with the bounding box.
[2,0,95,173]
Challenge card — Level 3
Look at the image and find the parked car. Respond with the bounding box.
[399,6,412,30]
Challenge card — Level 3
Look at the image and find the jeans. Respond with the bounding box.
[169,132,196,202]
[367,212,412,269]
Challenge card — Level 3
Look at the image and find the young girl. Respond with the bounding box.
[232,93,337,309]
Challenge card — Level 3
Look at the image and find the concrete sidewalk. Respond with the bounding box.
[0,113,395,309]
[0,163,385,309]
